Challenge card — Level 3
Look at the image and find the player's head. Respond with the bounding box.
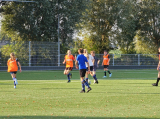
[104,50,107,55]
[78,48,84,54]
[158,47,160,53]
[10,52,16,60]
[67,50,71,55]
[91,51,95,56]
[84,49,88,54]
[84,49,89,59]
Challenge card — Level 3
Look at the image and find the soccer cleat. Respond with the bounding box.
[103,76,107,78]
[15,79,18,85]
[67,80,71,83]
[87,87,92,93]
[14,86,16,89]
[80,90,85,93]
[109,73,112,77]
[95,80,98,84]
[69,73,72,79]
[152,83,158,86]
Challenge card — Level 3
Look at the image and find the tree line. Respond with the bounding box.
[0,0,160,54]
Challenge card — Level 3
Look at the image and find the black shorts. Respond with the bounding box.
[86,66,93,71]
[104,65,109,69]
[10,71,17,74]
[79,69,86,77]
[65,67,73,71]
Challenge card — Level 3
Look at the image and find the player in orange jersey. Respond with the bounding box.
[152,47,160,86]
[102,50,112,78]
[63,50,75,83]
[7,53,22,88]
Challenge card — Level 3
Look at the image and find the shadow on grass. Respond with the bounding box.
[41,88,79,90]
[0,116,157,119]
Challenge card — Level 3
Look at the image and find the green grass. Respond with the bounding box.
[0,69,160,119]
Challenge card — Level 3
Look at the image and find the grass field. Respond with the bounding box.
[0,69,160,119]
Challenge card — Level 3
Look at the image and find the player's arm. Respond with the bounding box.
[102,59,104,66]
[157,62,160,70]
[97,59,100,64]
[17,61,22,72]
[63,56,66,64]
[63,59,66,64]
[74,55,77,61]
[91,56,95,64]
[86,62,90,73]
[75,60,78,69]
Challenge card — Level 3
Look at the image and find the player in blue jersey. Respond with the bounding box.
[75,48,92,93]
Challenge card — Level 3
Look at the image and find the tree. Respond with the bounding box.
[79,0,122,53]
[136,0,160,54]
[112,0,139,54]
[1,0,87,53]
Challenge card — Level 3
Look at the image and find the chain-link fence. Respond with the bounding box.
[0,40,159,71]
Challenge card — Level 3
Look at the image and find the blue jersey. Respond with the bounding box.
[76,54,88,69]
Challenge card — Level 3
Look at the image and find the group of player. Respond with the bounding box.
[7,49,112,92]
[63,48,112,93]
[7,47,160,91]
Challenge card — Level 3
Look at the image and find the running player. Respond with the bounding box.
[63,50,75,83]
[152,47,160,86]
[75,48,92,93]
[84,49,98,84]
[102,50,112,78]
[7,53,22,88]
[91,51,100,84]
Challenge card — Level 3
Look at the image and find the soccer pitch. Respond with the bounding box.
[0,69,160,119]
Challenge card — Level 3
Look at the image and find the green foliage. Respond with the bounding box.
[79,0,122,53]
[2,0,160,54]
[136,0,160,54]
[1,0,87,53]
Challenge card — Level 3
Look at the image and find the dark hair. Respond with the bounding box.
[104,50,107,52]
[78,48,83,53]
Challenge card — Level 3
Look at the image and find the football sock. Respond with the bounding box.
[104,71,106,76]
[14,81,16,86]
[83,79,90,88]
[13,77,16,81]
[156,78,160,85]
[81,81,85,90]
[67,73,70,80]
[85,78,88,82]
[93,74,97,81]
[108,70,111,74]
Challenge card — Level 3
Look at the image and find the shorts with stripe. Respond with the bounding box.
[104,65,109,69]
[65,67,73,71]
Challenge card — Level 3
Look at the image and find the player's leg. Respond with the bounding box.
[152,70,160,86]
[85,67,89,83]
[90,66,98,84]
[103,66,107,78]
[64,68,72,83]
[80,69,85,93]
[80,69,91,93]
[106,66,112,77]
[10,72,17,88]
[66,69,72,83]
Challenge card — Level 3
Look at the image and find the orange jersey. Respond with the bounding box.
[65,55,75,67]
[7,58,18,72]
[103,54,110,65]
[159,54,160,60]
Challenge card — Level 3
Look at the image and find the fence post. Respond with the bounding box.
[29,41,31,67]
[138,54,140,66]
[113,54,114,66]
